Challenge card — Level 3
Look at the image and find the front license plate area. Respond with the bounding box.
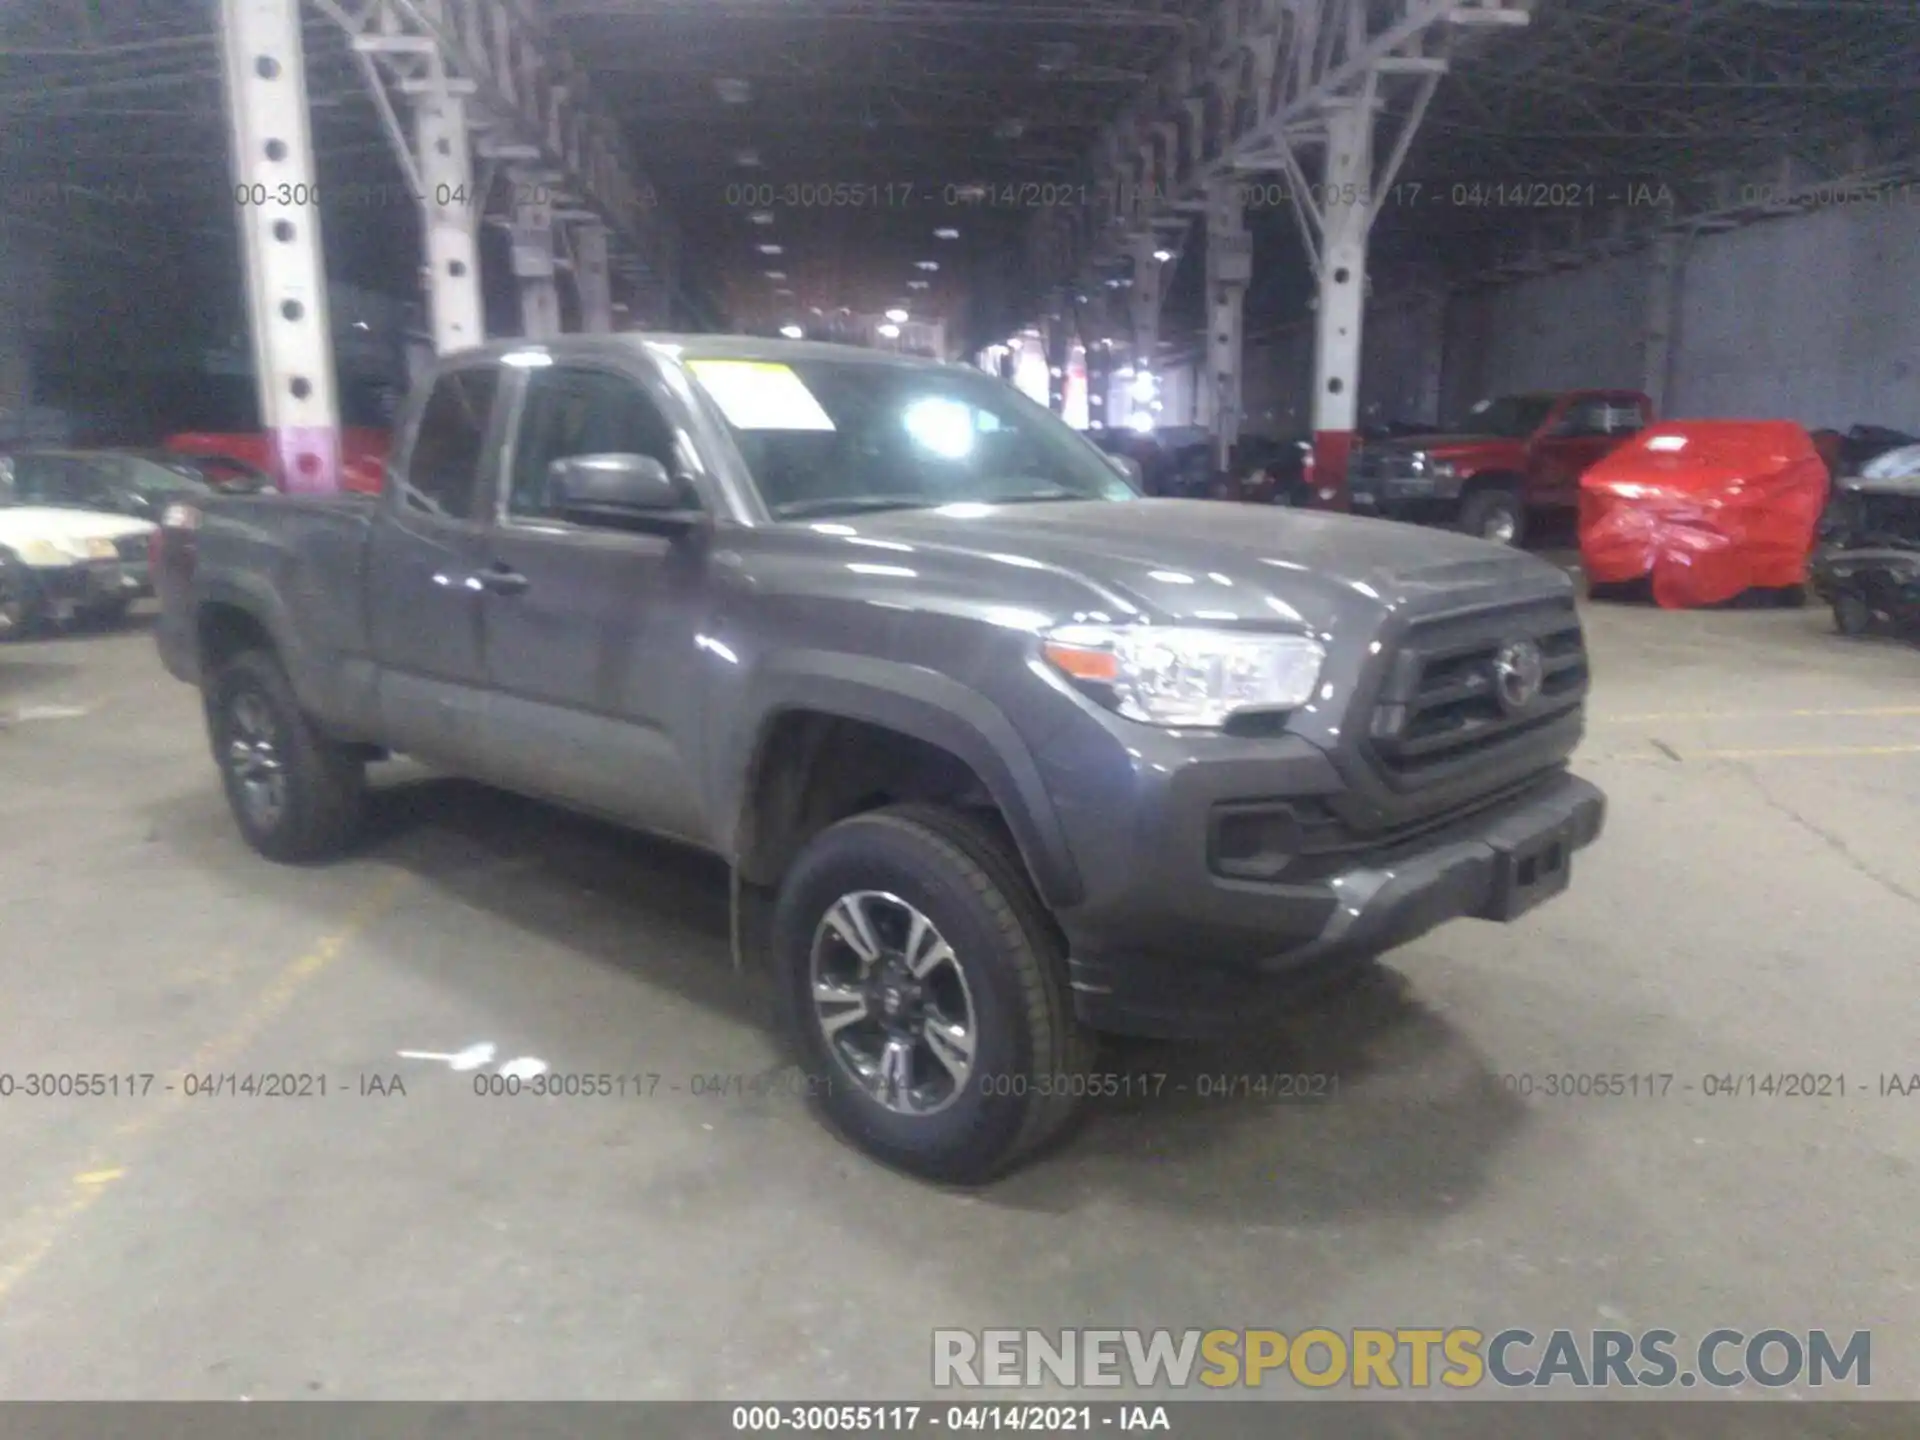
[1483,821,1574,921]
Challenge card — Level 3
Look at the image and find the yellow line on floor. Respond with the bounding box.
[1596,706,1920,724]
[0,869,413,1308]
[1692,744,1920,761]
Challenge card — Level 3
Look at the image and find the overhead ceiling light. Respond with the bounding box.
[993,118,1025,140]
[750,211,775,226]
[914,260,939,271]
[780,323,804,339]
[774,287,795,296]
[933,227,960,240]
[758,243,783,255]
[884,307,909,323]
[877,323,901,338]
[715,78,751,104]
[734,148,761,167]
[907,280,930,290]
[764,270,786,279]
[1153,248,1173,262]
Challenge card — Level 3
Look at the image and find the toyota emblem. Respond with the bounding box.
[1492,638,1545,713]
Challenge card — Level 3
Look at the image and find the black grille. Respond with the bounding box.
[1366,598,1588,779]
[115,534,147,562]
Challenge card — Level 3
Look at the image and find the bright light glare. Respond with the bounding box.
[934,227,960,239]
[885,308,909,323]
[1130,372,1155,402]
[758,243,783,255]
[780,324,804,339]
[878,322,901,338]
[1128,413,1155,433]
[1153,249,1173,262]
[903,398,976,459]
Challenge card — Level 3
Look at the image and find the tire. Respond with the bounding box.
[206,648,367,862]
[1457,487,1526,546]
[772,803,1095,1184]
[1832,592,1874,637]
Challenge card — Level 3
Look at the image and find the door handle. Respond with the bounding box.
[477,563,530,596]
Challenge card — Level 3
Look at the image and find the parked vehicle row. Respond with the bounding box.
[152,334,1606,1183]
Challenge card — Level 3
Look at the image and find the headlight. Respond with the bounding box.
[1042,624,1325,728]
[86,536,119,560]
[1428,461,1455,479]
[12,538,72,567]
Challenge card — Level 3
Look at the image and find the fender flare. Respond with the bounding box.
[722,650,1085,910]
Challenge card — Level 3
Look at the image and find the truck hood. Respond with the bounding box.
[839,498,1569,630]
[0,505,155,549]
[1364,433,1523,461]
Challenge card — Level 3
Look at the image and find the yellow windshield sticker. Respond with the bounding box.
[687,360,836,431]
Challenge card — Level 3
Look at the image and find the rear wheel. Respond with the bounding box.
[1832,592,1874,637]
[773,803,1094,1184]
[208,649,367,862]
[1458,487,1527,546]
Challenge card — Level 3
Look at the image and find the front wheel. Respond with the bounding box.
[772,804,1094,1184]
[0,566,41,640]
[1457,488,1527,546]
[1832,592,1874,637]
[208,649,367,862]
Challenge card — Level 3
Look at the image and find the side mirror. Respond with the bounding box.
[549,453,702,530]
[1106,452,1144,487]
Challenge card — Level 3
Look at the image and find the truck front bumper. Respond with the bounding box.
[1056,767,1605,1039]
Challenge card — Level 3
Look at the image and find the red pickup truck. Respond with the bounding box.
[1346,389,1653,545]
[163,428,390,494]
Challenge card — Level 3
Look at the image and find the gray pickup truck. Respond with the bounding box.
[154,335,1605,1182]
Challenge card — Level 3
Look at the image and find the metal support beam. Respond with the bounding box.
[1641,232,1682,414]
[1311,101,1374,507]
[1044,291,1069,414]
[1205,178,1249,472]
[412,89,484,353]
[573,221,612,333]
[218,0,339,495]
[510,169,560,338]
[1126,235,1166,428]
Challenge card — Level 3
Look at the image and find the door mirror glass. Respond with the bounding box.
[548,452,690,523]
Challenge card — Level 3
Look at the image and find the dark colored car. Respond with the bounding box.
[1812,472,1920,638]
[153,334,1606,1183]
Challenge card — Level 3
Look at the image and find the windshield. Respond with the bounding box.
[683,357,1139,518]
[0,452,210,509]
[1454,395,1557,438]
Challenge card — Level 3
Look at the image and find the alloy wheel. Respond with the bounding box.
[226,688,289,832]
[809,890,978,1117]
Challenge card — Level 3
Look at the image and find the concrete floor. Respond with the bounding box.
[0,597,1916,1402]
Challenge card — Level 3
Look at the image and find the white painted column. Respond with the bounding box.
[1310,101,1375,506]
[218,0,339,494]
[412,93,484,353]
[1206,178,1251,472]
[1045,291,1069,414]
[510,171,560,339]
[1127,234,1165,427]
[573,222,613,333]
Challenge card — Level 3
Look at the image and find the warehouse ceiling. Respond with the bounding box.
[2,0,1918,350]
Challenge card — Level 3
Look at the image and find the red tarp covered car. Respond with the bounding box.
[1579,420,1829,609]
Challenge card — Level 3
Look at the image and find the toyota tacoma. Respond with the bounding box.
[152,336,1606,1182]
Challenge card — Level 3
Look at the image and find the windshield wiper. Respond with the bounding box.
[770,495,937,519]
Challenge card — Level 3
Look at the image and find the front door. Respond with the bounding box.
[1531,394,1620,507]
[366,364,505,770]
[475,360,712,843]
